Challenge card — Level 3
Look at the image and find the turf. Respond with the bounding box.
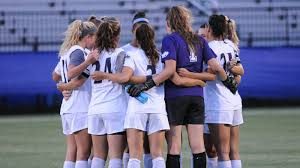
[0,108,299,168]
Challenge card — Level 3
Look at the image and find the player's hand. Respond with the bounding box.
[227,59,238,70]
[86,49,99,64]
[62,90,72,100]
[222,76,238,94]
[127,78,156,97]
[91,71,106,81]
[177,68,190,77]
[56,83,65,92]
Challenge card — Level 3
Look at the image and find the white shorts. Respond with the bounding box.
[124,113,170,135]
[88,113,125,135]
[205,108,243,126]
[203,124,210,134]
[61,112,88,135]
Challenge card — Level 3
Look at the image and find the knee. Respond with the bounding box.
[217,150,230,161]
[77,147,91,160]
[167,141,181,154]
[66,146,77,161]
[206,147,217,158]
[229,151,240,160]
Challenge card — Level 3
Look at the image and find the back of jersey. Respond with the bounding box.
[204,40,242,111]
[125,48,166,114]
[88,48,127,114]
[59,45,91,114]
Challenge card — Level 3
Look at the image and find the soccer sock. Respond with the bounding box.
[231,160,242,168]
[108,158,122,168]
[143,154,152,168]
[180,152,183,168]
[193,152,206,168]
[127,158,141,168]
[152,157,166,168]
[207,157,218,168]
[166,154,180,168]
[75,160,88,168]
[87,158,92,168]
[123,153,130,168]
[64,161,75,168]
[190,152,193,168]
[91,157,105,168]
[218,160,231,168]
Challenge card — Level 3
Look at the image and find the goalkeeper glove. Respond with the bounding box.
[127,77,156,97]
[222,76,238,94]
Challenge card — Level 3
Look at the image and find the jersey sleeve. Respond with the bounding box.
[115,51,127,73]
[54,61,61,75]
[161,36,177,63]
[124,53,136,71]
[202,38,217,63]
[69,49,85,66]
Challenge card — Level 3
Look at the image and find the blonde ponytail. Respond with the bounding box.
[227,19,239,48]
[59,20,97,56]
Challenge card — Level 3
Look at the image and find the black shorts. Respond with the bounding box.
[165,96,205,125]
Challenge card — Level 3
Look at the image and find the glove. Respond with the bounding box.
[222,76,238,94]
[127,78,156,97]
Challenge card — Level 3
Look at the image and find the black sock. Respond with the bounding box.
[193,152,206,168]
[166,154,180,168]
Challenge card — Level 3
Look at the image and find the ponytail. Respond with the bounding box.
[59,20,97,56]
[95,17,120,52]
[227,18,239,48]
[135,23,159,67]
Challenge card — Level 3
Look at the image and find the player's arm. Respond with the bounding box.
[52,71,61,82]
[68,49,99,79]
[177,68,216,81]
[170,72,206,87]
[91,67,134,84]
[235,75,242,85]
[57,75,87,91]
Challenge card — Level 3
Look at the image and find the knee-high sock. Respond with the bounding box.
[193,152,206,168]
[166,154,180,168]
[127,158,141,168]
[75,160,88,168]
[231,160,242,168]
[218,160,231,168]
[207,157,218,168]
[91,157,105,168]
[109,158,122,168]
[64,161,75,168]
[143,154,152,168]
[152,157,166,168]
[123,153,130,168]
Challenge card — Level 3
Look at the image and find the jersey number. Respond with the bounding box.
[93,58,112,84]
[220,53,233,73]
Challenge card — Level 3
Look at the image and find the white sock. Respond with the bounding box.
[190,152,193,168]
[143,154,152,168]
[127,158,141,168]
[180,152,183,168]
[91,157,105,168]
[123,153,130,168]
[231,160,242,168]
[152,157,166,168]
[109,158,122,168]
[64,161,75,168]
[207,157,218,168]
[87,158,92,168]
[75,160,88,168]
[218,160,231,168]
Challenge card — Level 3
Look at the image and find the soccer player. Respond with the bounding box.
[204,15,244,168]
[88,17,126,168]
[197,23,209,38]
[127,6,233,168]
[55,19,98,168]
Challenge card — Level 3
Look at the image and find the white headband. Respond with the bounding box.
[132,18,149,25]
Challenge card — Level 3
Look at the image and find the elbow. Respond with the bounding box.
[207,74,217,81]
[119,76,130,84]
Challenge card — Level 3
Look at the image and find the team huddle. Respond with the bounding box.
[52,5,244,168]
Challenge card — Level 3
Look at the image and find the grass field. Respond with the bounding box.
[0,108,299,168]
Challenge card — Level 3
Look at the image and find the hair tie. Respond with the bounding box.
[132,18,149,25]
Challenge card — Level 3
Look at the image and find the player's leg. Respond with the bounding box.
[74,129,92,168]
[64,134,77,168]
[230,109,243,168]
[208,124,231,168]
[143,135,152,168]
[107,133,126,168]
[90,135,107,168]
[148,113,169,168]
[88,147,93,168]
[204,133,218,168]
[230,126,241,168]
[127,129,144,168]
[123,141,130,168]
[165,97,187,168]
[186,96,206,168]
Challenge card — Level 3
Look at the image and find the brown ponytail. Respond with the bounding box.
[166,5,201,54]
[135,23,159,67]
[95,17,120,52]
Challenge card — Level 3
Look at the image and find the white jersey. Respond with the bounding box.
[59,45,91,114]
[204,40,242,111]
[124,48,166,114]
[88,48,127,115]
[122,43,138,53]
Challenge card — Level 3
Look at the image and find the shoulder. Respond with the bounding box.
[162,33,178,43]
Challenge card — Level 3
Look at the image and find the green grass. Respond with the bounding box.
[0,108,299,168]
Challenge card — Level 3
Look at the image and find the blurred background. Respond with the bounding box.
[0,0,299,168]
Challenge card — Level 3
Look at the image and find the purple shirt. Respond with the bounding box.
[161,32,216,98]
